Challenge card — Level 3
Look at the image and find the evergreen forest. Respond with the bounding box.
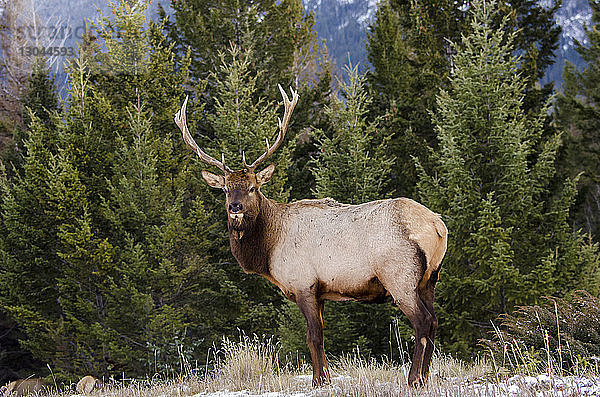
[0,0,599,385]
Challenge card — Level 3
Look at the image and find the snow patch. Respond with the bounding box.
[463,374,600,396]
[192,392,311,396]
[192,375,600,396]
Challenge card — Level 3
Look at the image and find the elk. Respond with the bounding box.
[174,86,447,387]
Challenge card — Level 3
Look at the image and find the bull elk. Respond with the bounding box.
[174,86,447,387]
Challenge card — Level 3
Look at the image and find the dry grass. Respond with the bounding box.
[26,334,600,397]
[320,349,494,397]
[199,334,303,393]
[19,377,203,397]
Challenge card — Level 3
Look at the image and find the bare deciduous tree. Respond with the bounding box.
[0,0,67,128]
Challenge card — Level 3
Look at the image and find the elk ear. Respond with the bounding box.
[256,164,276,186]
[201,170,225,189]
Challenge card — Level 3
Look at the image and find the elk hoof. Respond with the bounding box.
[408,374,426,388]
[312,374,330,387]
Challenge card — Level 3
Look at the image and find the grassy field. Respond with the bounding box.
[28,333,599,397]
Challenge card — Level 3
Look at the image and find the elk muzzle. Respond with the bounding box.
[229,202,243,213]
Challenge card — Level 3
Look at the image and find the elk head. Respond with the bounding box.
[175,85,298,238]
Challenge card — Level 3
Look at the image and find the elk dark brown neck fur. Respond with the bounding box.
[228,194,282,277]
[175,85,448,388]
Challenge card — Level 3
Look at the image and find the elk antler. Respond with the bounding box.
[175,96,233,174]
[245,84,299,170]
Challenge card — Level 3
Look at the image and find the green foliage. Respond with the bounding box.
[366,0,561,197]
[21,58,59,132]
[0,0,231,381]
[162,0,316,100]
[285,53,335,201]
[312,63,395,204]
[416,0,600,356]
[499,0,562,115]
[0,57,59,184]
[0,115,62,382]
[366,0,462,138]
[366,0,460,197]
[206,44,291,201]
[484,291,600,374]
[0,56,62,382]
[161,0,330,200]
[555,0,600,242]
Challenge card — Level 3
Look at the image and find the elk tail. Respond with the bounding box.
[418,216,447,291]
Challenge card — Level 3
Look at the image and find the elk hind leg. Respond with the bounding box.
[381,276,433,387]
[296,292,330,386]
[418,270,439,383]
[378,248,434,386]
[402,295,434,387]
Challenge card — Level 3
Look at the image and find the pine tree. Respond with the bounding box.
[0,0,233,380]
[312,64,395,204]
[58,103,208,377]
[0,109,62,380]
[3,58,61,176]
[416,0,600,356]
[285,49,335,201]
[161,0,331,201]
[366,0,561,197]
[21,58,60,130]
[555,0,600,241]
[366,0,466,197]
[161,0,315,99]
[60,1,192,216]
[0,55,60,385]
[501,0,562,115]
[54,0,222,378]
[207,44,292,200]
[279,64,398,357]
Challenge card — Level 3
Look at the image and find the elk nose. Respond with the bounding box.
[229,202,243,213]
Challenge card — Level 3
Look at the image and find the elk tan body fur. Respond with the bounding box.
[266,197,446,300]
[230,196,446,298]
[1,378,46,397]
[175,86,448,387]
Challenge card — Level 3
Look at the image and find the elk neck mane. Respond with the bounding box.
[228,193,285,277]
[228,196,345,277]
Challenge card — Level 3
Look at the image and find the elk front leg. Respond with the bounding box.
[296,292,330,386]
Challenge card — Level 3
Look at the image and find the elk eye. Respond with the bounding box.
[249,186,255,193]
